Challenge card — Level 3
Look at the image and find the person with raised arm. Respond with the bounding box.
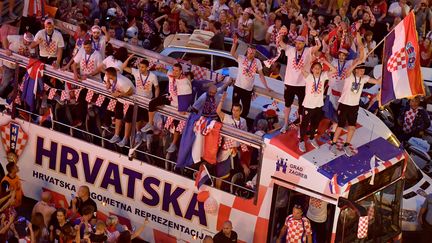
[298,58,337,152]
[230,34,271,118]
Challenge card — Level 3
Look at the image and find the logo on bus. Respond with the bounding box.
[0,122,28,163]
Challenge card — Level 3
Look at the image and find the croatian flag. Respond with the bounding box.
[21,59,44,111]
[329,174,340,194]
[381,12,425,106]
[195,164,212,189]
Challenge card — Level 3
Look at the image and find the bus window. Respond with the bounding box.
[267,184,335,243]
[167,51,185,59]
[213,56,237,71]
[182,53,211,70]
[336,179,403,242]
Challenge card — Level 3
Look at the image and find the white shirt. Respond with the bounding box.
[102,55,123,72]
[328,59,353,93]
[131,68,158,98]
[168,72,192,108]
[388,2,410,17]
[235,55,263,91]
[339,74,370,106]
[73,49,103,80]
[302,72,329,109]
[237,17,253,38]
[284,46,312,86]
[111,73,135,94]
[4,35,36,69]
[34,29,65,57]
[306,197,328,223]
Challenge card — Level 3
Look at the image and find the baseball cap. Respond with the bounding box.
[23,32,34,42]
[338,48,349,54]
[44,18,54,25]
[91,25,102,33]
[355,63,367,69]
[295,36,306,43]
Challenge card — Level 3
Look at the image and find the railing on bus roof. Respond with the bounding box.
[0,50,264,148]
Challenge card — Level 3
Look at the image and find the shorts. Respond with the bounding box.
[216,156,232,179]
[137,107,149,122]
[337,103,359,127]
[284,85,305,108]
[115,102,134,123]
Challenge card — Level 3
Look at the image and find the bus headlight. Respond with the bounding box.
[401,209,418,222]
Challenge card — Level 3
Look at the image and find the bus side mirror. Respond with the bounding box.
[338,197,369,239]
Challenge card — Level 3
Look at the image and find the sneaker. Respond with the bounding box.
[309,138,319,149]
[167,143,177,153]
[141,123,154,133]
[298,141,306,152]
[280,124,288,134]
[329,143,337,155]
[343,145,354,157]
[134,132,143,145]
[117,137,129,147]
[109,135,121,143]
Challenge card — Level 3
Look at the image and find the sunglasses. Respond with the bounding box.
[293,204,302,210]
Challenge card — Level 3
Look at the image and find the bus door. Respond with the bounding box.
[267,183,336,243]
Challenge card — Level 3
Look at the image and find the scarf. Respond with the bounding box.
[264,27,288,68]
[242,57,257,77]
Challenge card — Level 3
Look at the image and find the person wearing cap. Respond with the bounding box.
[90,25,110,59]
[298,59,337,152]
[329,63,382,157]
[277,27,322,133]
[254,103,280,133]
[230,34,271,118]
[0,31,36,97]
[31,19,65,69]
[276,205,313,243]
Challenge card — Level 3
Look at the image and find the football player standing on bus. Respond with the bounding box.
[329,63,382,157]
[298,59,336,152]
[277,205,312,243]
[276,27,321,134]
[230,34,271,118]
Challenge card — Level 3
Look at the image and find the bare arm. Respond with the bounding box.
[258,69,270,90]
[122,54,135,74]
[277,225,287,242]
[230,35,239,59]
[154,85,160,98]
[55,47,63,68]
[131,221,148,239]
[216,92,227,121]
[367,76,382,85]
[101,26,110,43]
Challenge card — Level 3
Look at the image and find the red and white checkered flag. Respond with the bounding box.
[387,47,407,72]
[107,99,117,111]
[357,216,369,239]
[48,88,56,99]
[85,90,95,103]
[95,94,105,107]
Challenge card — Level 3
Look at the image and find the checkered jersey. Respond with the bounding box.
[387,47,407,72]
[0,122,28,156]
[357,216,369,239]
[403,108,418,133]
[284,215,312,243]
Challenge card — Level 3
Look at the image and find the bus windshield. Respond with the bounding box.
[336,179,404,242]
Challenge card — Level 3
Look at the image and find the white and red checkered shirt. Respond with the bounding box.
[284,215,312,243]
[403,108,418,133]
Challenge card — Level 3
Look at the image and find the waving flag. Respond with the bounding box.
[195,164,213,189]
[381,12,425,106]
[21,59,44,111]
[329,174,340,194]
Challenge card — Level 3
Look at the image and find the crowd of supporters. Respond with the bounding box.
[1,0,432,242]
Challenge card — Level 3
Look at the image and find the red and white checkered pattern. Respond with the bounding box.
[192,65,208,80]
[292,58,305,71]
[284,215,312,243]
[60,90,68,101]
[387,47,407,72]
[86,90,95,103]
[327,137,359,155]
[48,88,56,99]
[357,216,369,239]
[123,103,130,116]
[44,41,57,56]
[403,108,418,133]
[164,117,186,133]
[0,122,28,156]
[107,99,117,111]
[310,197,323,208]
[80,59,96,75]
[95,94,105,107]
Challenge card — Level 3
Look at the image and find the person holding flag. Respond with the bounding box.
[329,63,382,157]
